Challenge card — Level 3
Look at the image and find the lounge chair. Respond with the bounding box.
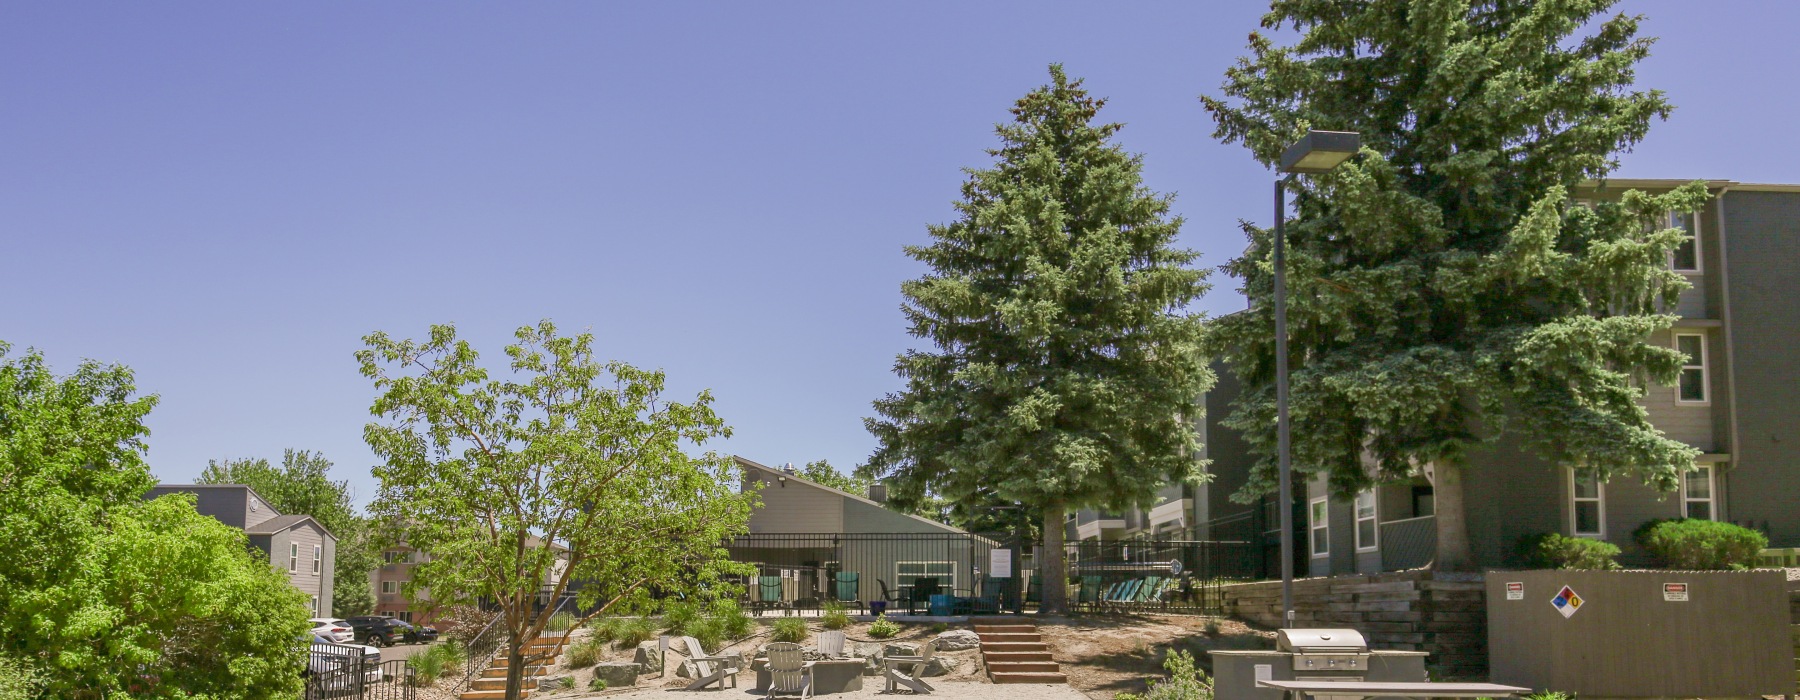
[883,639,936,694]
[755,576,788,615]
[677,635,739,691]
[815,630,847,658]
[969,578,1007,614]
[832,572,861,614]
[907,577,941,615]
[764,641,814,699]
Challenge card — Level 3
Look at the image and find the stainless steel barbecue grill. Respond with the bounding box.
[1275,629,1371,678]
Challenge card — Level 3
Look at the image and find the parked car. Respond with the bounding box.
[304,634,382,693]
[309,617,355,644]
[344,616,437,646]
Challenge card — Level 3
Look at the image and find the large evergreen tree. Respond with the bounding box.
[1202,0,1706,570]
[862,65,1212,614]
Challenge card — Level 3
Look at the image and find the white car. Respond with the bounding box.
[309,618,355,644]
[306,635,384,691]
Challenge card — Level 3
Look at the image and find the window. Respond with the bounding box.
[1309,497,1329,556]
[289,543,299,572]
[1683,465,1716,520]
[310,596,319,615]
[1666,211,1700,272]
[1354,491,1378,551]
[1675,334,1708,404]
[381,581,397,594]
[895,562,956,590]
[384,550,413,564]
[312,545,322,575]
[1570,468,1606,537]
[398,611,413,623]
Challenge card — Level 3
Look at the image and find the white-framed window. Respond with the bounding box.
[1683,465,1716,520]
[381,581,398,594]
[310,596,319,614]
[1666,211,1701,272]
[1675,333,1708,404]
[398,610,413,623]
[312,545,322,575]
[895,562,956,590]
[1354,491,1378,552]
[289,543,299,572]
[1309,497,1330,556]
[1569,468,1606,538]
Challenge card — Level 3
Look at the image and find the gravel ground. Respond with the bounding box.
[562,680,1092,699]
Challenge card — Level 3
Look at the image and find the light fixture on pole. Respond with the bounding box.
[1272,129,1360,629]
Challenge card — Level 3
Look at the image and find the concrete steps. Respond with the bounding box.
[459,632,566,700]
[973,620,1066,684]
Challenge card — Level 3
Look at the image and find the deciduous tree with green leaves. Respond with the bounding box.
[0,343,309,699]
[200,449,380,617]
[862,65,1213,614]
[358,321,756,699]
[1202,0,1706,570]
[798,459,871,496]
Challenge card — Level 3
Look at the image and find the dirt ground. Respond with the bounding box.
[1035,614,1276,700]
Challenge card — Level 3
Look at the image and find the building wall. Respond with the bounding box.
[273,523,332,617]
[744,471,844,534]
[149,485,250,529]
[1720,190,1800,546]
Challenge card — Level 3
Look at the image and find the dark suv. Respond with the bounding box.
[344,616,438,647]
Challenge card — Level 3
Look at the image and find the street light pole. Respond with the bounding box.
[1272,130,1361,630]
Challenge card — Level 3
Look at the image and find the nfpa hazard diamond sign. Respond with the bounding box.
[1550,585,1584,618]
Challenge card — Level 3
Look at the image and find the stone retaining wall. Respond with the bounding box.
[1220,570,1487,678]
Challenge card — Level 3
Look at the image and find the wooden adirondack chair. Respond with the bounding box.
[815,630,847,658]
[882,640,936,694]
[764,642,815,699]
[677,635,739,691]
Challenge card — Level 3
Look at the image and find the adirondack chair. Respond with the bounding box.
[882,639,936,694]
[677,635,739,691]
[832,572,861,613]
[755,576,788,615]
[764,642,815,698]
[815,630,847,658]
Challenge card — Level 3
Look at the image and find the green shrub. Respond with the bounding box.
[867,615,900,640]
[405,648,446,687]
[820,601,850,630]
[662,599,701,635]
[558,676,575,689]
[1634,518,1767,569]
[565,637,604,669]
[686,617,727,653]
[929,622,947,634]
[713,599,753,640]
[1115,650,1213,700]
[615,617,657,649]
[589,676,607,691]
[1517,533,1621,570]
[0,654,44,700]
[587,616,621,643]
[770,617,808,644]
[545,611,577,633]
[1202,620,1222,637]
[435,639,467,675]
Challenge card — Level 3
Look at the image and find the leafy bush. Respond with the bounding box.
[1116,650,1213,700]
[0,654,44,700]
[770,617,808,643]
[713,599,754,640]
[662,599,701,635]
[405,641,469,686]
[820,601,850,630]
[565,637,603,669]
[435,639,467,675]
[687,617,727,653]
[867,615,900,639]
[437,604,502,647]
[545,611,577,633]
[615,617,657,649]
[1634,518,1767,569]
[589,676,607,691]
[558,676,575,689]
[1517,533,1621,570]
[587,617,620,643]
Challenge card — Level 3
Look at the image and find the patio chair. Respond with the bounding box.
[1077,576,1103,612]
[907,577,941,615]
[969,578,1007,614]
[756,576,788,615]
[832,572,861,614]
[815,630,847,658]
[764,641,815,699]
[882,639,936,694]
[677,635,739,691]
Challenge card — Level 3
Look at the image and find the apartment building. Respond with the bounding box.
[371,536,569,625]
[146,484,337,615]
[1072,180,1800,575]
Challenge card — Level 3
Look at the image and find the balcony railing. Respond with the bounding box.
[1379,515,1436,571]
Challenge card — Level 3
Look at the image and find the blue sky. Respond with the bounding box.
[3,2,1795,507]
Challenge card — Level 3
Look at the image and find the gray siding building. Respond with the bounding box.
[1074,180,1800,576]
[147,484,337,616]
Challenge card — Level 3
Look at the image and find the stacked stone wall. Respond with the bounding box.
[1220,570,1486,678]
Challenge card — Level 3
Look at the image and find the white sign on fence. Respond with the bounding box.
[1663,582,1689,602]
[988,549,1012,578]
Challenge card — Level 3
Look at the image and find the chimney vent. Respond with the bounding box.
[868,483,887,503]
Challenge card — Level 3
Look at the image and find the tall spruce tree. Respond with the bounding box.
[862,65,1212,613]
[1202,1,1707,570]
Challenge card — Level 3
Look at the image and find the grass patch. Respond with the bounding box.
[769,617,808,644]
[565,637,604,669]
[820,601,850,630]
[615,617,657,649]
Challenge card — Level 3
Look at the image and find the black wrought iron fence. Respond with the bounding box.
[303,642,414,700]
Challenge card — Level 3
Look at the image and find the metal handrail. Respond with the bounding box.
[448,609,508,694]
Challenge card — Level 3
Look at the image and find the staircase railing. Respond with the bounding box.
[446,595,576,695]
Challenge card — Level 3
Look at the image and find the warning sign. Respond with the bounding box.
[1505,582,1524,600]
[1551,585,1584,618]
[1662,582,1688,602]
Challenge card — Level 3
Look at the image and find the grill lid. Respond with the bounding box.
[1275,628,1368,654]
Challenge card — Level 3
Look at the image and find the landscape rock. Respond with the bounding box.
[537,673,573,691]
[632,641,661,673]
[921,655,960,677]
[882,643,918,658]
[932,629,981,651]
[592,661,640,688]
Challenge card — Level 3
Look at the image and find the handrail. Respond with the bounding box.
[448,608,508,695]
[1378,514,1437,526]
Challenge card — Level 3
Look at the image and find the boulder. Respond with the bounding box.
[632,641,661,674]
[537,673,573,691]
[592,661,640,688]
[933,629,981,651]
[882,643,919,658]
[921,655,961,677]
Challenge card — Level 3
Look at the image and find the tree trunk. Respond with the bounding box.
[1431,461,1476,572]
[1039,502,1068,615]
[504,641,525,700]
